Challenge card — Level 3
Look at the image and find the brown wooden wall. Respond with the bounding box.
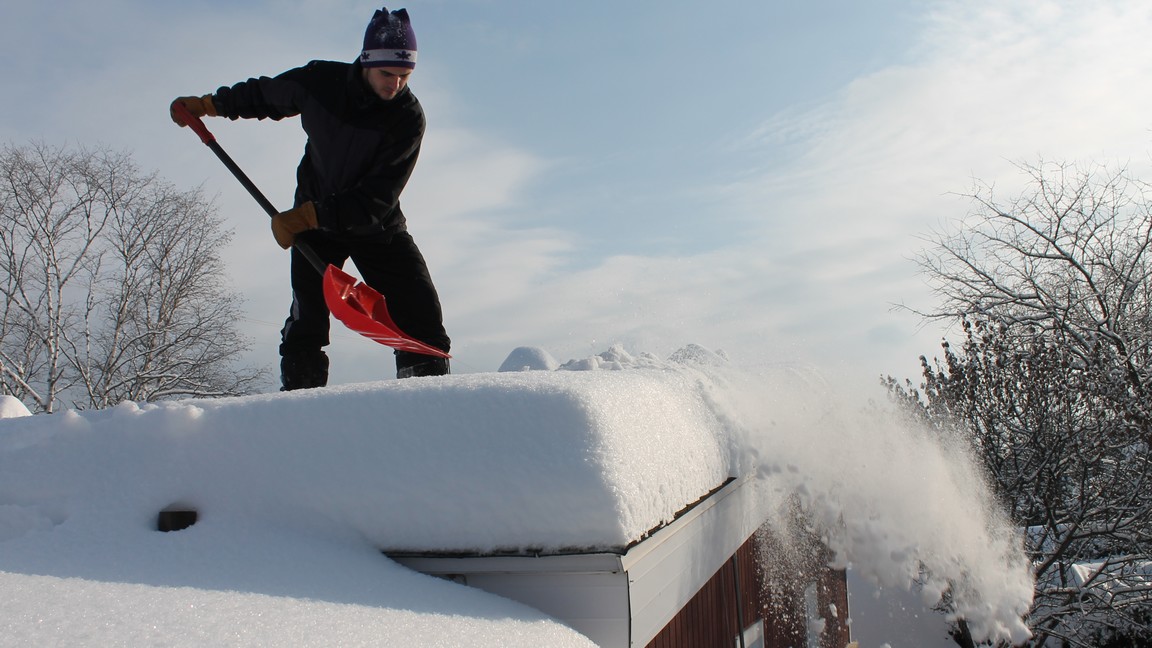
[645,526,850,648]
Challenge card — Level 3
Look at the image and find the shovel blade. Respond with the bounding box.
[322,265,450,358]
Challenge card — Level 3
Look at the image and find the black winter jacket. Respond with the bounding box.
[212,59,424,241]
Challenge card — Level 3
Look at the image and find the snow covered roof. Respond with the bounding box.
[1,348,733,555]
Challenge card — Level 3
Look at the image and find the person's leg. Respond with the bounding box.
[350,231,450,379]
[279,231,349,390]
[280,350,330,391]
[394,351,450,379]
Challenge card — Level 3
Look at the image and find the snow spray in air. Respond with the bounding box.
[665,348,1034,645]
[554,343,1032,643]
[603,343,1036,641]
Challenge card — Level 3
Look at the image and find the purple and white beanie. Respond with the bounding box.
[360,8,417,69]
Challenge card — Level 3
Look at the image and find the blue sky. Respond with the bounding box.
[5,0,1152,390]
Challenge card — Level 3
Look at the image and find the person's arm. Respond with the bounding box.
[171,64,310,126]
[210,65,312,121]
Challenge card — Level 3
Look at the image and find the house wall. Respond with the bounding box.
[645,529,850,648]
[389,479,851,648]
[388,552,633,647]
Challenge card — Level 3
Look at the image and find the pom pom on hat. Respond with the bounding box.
[361,7,418,69]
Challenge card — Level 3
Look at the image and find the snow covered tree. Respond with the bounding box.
[888,161,1152,646]
[0,141,264,413]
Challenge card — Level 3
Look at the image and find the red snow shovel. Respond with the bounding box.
[172,102,449,359]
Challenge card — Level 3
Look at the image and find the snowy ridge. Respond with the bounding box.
[0,353,731,554]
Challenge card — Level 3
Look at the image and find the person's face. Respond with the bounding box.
[363,66,413,101]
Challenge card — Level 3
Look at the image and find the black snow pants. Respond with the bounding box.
[279,229,450,385]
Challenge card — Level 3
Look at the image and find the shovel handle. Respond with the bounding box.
[172,101,277,217]
[172,101,217,146]
[172,99,328,274]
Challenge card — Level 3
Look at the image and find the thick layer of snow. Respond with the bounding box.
[0,345,1034,646]
[0,394,30,419]
[0,368,728,554]
[0,543,592,647]
[498,345,559,372]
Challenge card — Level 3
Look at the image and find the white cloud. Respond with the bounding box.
[679,0,1152,381]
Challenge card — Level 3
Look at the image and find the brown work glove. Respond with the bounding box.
[170,95,217,126]
[271,202,319,249]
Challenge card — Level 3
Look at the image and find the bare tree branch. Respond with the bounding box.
[0,141,266,412]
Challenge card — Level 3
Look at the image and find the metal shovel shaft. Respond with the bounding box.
[172,101,327,275]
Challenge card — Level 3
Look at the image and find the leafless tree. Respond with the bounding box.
[0,141,264,413]
[889,161,1152,646]
[914,161,1152,420]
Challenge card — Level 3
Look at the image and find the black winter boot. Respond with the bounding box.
[280,350,330,391]
[396,351,450,379]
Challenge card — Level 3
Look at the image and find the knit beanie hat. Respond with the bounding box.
[360,8,417,69]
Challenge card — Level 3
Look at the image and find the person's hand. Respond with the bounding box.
[271,202,319,249]
[169,95,217,126]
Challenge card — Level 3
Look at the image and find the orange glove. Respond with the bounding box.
[170,95,217,126]
[271,202,319,249]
